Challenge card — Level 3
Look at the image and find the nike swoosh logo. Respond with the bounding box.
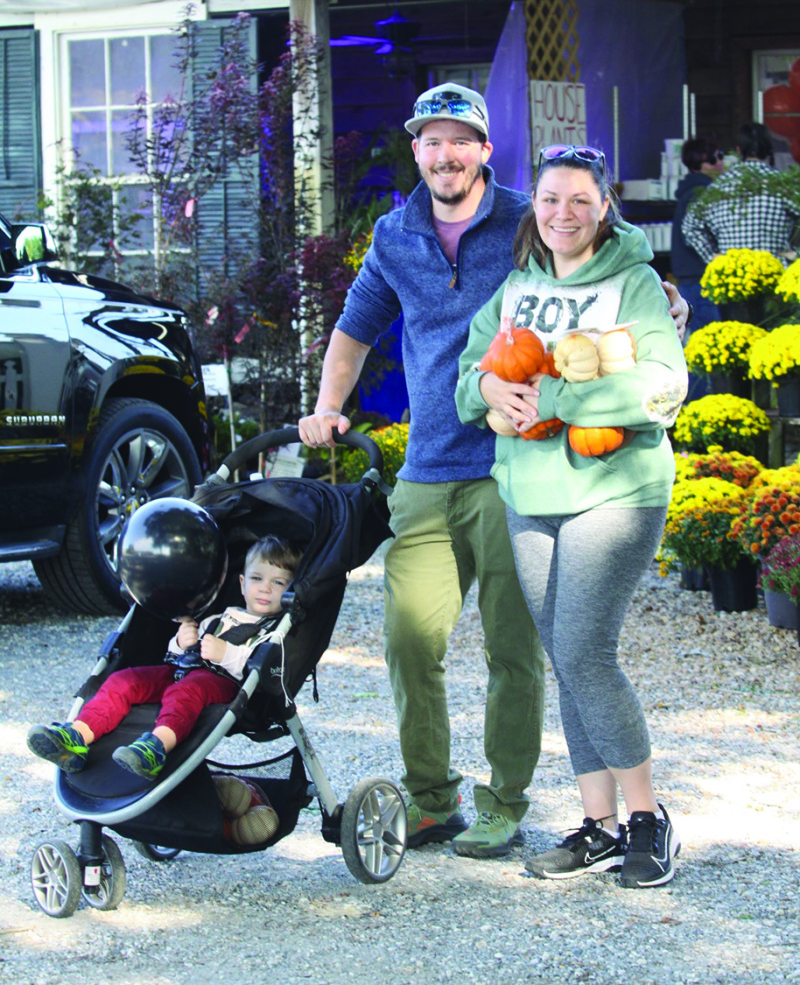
[586,848,617,863]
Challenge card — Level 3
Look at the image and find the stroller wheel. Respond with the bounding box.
[132,842,182,862]
[341,778,407,884]
[31,840,82,918]
[82,835,126,911]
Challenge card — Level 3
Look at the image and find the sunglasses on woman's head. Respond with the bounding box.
[538,144,606,176]
[709,150,724,162]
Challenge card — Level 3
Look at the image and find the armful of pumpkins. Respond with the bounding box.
[479,325,637,457]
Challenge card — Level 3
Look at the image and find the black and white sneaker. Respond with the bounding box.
[524,817,626,879]
[620,803,681,888]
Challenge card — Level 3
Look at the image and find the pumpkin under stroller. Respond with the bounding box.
[30,427,408,918]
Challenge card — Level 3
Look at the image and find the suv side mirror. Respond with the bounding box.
[11,223,59,265]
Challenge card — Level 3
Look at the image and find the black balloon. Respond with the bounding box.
[117,497,228,619]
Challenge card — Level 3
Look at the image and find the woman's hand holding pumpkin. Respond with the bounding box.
[479,371,540,431]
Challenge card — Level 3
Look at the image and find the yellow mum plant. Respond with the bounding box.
[747,323,800,380]
[700,248,785,303]
[683,320,768,375]
[339,421,409,486]
[343,229,373,275]
[672,394,771,456]
[659,479,749,573]
[777,257,800,304]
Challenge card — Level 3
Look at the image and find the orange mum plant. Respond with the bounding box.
[730,466,800,559]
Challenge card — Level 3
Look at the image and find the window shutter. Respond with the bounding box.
[0,29,41,219]
[192,19,257,286]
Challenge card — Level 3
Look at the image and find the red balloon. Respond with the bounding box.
[763,84,800,139]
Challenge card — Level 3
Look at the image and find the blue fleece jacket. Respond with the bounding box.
[670,171,712,280]
[335,166,529,482]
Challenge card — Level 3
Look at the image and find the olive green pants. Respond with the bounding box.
[384,478,546,821]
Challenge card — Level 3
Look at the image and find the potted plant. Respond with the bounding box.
[659,480,757,611]
[777,256,800,305]
[674,445,763,488]
[700,248,785,324]
[758,533,800,632]
[338,421,409,487]
[683,320,768,397]
[730,467,800,562]
[671,394,771,460]
[748,323,800,416]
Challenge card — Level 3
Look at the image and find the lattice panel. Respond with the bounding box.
[524,0,581,82]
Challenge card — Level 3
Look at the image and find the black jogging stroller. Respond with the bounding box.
[29,427,408,918]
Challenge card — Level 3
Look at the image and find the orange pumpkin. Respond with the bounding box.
[568,425,625,457]
[520,418,565,441]
[480,327,544,383]
[539,350,561,378]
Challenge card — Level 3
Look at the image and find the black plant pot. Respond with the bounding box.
[777,377,800,417]
[706,559,758,613]
[679,565,709,591]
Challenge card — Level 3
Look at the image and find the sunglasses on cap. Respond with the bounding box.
[412,91,487,124]
[538,144,606,176]
[709,149,724,162]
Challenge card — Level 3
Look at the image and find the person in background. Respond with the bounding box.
[456,143,687,887]
[682,122,800,266]
[299,83,690,860]
[670,137,725,400]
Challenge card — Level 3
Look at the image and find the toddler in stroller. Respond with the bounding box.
[28,426,408,918]
[27,535,302,781]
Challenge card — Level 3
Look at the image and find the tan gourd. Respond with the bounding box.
[553,334,599,382]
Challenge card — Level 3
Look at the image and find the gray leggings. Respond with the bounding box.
[507,506,667,776]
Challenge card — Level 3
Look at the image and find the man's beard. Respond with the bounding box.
[423,163,481,206]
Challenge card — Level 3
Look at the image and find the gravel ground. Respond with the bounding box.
[1,554,798,985]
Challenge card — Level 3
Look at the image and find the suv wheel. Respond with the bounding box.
[34,397,202,615]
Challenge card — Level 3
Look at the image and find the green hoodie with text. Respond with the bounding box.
[455,220,688,516]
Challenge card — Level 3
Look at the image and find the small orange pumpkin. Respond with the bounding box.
[539,350,561,378]
[520,418,565,440]
[568,425,625,457]
[480,326,544,383]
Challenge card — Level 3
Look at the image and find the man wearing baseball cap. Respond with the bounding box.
[300,82,688,859]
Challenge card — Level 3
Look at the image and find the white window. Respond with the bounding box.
[428,64,492,94]
[62,29,182,253]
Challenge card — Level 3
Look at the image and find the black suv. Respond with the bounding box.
[0,216,210,615]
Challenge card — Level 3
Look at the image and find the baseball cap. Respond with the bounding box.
[404,83,489,141]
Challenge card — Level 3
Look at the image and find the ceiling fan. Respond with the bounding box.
[329,10,421,55]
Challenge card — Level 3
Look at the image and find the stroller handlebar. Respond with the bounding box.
[208,425,385,485]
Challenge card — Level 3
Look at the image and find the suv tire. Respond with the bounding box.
[34,397,202,615]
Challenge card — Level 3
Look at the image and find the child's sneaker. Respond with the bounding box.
[406,802,468,848]
[112,732,167,780]
[619,803,680,888]
[525,817,626,879]
[27,723,88,772]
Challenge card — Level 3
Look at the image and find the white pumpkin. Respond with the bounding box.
[229,805,280,845]
[597,329,637,376]
[213,774,253,819]
[553,334,599,382]
[485,408,518,436]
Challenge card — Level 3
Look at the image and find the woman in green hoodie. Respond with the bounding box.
[455,145,688,888]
